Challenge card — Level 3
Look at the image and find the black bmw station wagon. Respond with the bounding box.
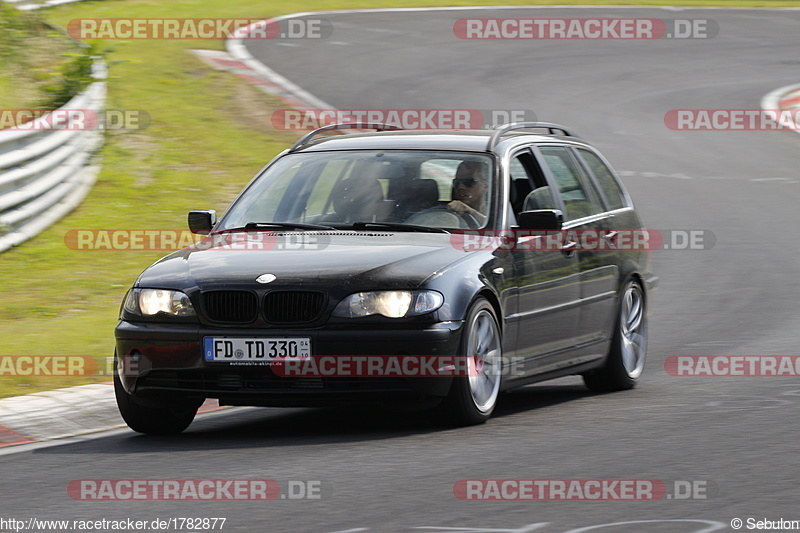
[115,122,657,434]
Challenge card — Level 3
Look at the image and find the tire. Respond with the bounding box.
[439,297,503,425]
[114,374,198,435]
[583,279,647,393]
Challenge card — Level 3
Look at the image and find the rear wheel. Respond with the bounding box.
[583,279,647,392]
[114,374,198,435]
[439,297,502,425]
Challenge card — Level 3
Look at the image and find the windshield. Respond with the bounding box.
[219,150,495,231]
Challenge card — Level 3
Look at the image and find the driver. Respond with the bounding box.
[448,160,489,224]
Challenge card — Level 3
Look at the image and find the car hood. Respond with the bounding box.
[136,231,475,291]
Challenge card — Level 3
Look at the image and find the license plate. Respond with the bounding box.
[203,337,311,361]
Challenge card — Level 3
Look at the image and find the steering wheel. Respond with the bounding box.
[457,210,481,229]
[436,204,480,229]
[404,205,481,229]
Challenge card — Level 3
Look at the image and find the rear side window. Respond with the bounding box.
[509,150,554,215]
[538,146,601,220]
[577,148,627,210]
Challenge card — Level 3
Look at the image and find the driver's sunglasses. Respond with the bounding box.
[454,177,482,187]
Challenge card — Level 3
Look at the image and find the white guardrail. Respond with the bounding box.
[2,0,88,11]
[0,60,106,252]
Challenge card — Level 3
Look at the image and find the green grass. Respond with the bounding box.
[0,4,80,110]
[0,0,796,398]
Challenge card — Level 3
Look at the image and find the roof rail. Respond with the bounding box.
[289,123,404,152]
[487,122,581,151]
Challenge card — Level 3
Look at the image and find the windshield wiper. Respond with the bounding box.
[340,222,450,234]
[216,222,337,233]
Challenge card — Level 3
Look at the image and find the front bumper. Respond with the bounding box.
[115,320,464,407]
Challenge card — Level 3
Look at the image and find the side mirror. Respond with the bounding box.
[188,210,216,235]
[516,209,563,231]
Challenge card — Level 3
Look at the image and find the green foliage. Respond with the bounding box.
[38,45,98,109]
[0,4,85,109]
[0,4,42,60]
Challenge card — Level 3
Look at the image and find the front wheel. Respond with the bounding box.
[583,279,647,392]
[114,374,199,435]
[439,297,503,425]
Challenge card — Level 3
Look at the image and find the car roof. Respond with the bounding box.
[288,123,590,156]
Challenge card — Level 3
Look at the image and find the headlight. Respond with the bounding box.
[122,289,196,317]
[333,290,443,318]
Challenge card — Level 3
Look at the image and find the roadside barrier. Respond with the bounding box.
[0,60,106,252]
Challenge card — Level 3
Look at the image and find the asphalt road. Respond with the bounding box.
[3,7,800,533]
